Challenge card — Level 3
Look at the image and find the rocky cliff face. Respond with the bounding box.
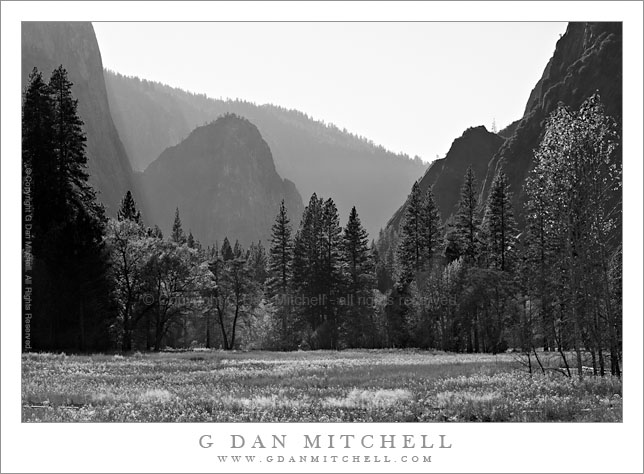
[104,71,427,238]
[481,22,622,221]
[384,22,621,241]
[142,114,304,246]
[22,22,138,215]
[22,22,136,215]
[387,126,504,231]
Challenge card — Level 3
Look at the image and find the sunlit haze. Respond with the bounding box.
[95,22,567,163]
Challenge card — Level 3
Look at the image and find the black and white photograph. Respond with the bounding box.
[2,2,642,473]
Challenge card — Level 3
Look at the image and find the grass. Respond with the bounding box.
[21,349,622,422]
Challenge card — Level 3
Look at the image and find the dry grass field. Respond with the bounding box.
[22,350,622,422]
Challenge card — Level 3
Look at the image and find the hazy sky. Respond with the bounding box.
[94,22,567,163]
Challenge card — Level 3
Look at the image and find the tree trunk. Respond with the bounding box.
[78,297,85,351]
[229,299,241,350]
[146,311,152,351]
[154,309,163,351]
[474,309,480,353]
[122,299,132,352]
[216,304,229,350]
[205,311,211,349]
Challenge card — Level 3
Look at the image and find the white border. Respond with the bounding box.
[2,2,642,473]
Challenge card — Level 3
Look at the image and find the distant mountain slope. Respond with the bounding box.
[387,126,504,231]
[104,71,427,236]
[22,22,137,215]
[142,114,303,246]
[481,22,622,222]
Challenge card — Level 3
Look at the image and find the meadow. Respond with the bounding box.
[21,350,622,422]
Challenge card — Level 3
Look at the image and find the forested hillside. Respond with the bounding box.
[141,114,304,246]
[104,71,427,236]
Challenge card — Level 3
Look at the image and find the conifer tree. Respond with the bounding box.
[23,68,56,253]
[341,206,375,347]
[481,169,518,271]
[292,194,346,349]
[233,239,243,258]
[292,193,324,336]
[187,231,195,248]
[23,68,56,351]
[24,66,110,351]
[50,66,96,209]
[267,201,295,348]
[221,237,234,261]
[268,200,293,298]
[397,181,425,282]
[453,166,481,263]
[117,190,141,224]
[422,186,442,269]
[248,241,268,286]
[321,198,344,349]
[171,207,186,244]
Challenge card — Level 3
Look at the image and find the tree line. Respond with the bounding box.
[22,67,621,376]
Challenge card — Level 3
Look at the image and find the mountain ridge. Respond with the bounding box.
[382,21,621,245]
[480,22,622,221]
[104,70,427,237]
[142,114,304,247]
[387,125,505,231]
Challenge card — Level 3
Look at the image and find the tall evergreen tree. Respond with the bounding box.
[292,193,324,338]
[23,68,56,351]
[292,194,346,349]
[53,66,110,351]
[481,169,518,271]
[268,200,293,298]
[320,198,344,349]
[24,66,111,351]
[341,206,375,347]
[50,66,95,208]
[171,207,186,244]
[397,181,425,282]
[117,190,141,224]
[22,68,56,242]
[473,169,519,354]
[453,166,481,263]
[266,201,295,348]
[422,186,442,269]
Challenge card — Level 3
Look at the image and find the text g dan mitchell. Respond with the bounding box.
[199,433,452,450]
